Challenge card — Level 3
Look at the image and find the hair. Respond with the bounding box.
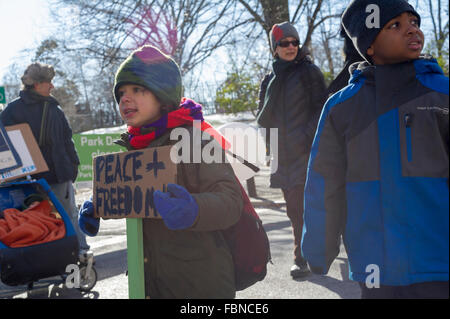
[22,84,35,91]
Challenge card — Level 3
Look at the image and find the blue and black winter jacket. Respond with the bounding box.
[302,57,449,286]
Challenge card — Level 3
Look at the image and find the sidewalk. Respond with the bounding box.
[238,164,360,299]
[244,164,285,208]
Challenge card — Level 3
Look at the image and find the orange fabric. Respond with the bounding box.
[0,200,66,248]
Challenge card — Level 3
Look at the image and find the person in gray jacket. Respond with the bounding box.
[0,62,89,254]
[257,22,327,278]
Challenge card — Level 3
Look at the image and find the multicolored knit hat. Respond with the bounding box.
[342,0,421,62]
[269,22,300,52]
[113,45,182,110]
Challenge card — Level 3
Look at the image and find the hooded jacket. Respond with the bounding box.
[257,48,327,189]
[302,57,449,286]
[0,90,79,184]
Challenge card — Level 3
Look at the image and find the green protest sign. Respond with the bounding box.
[0,86,6,104]
[73,134,124,186]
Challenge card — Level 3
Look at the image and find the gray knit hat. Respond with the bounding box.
[269,22,300,52]
[342,0,421,62]
[113,45,182,110]
[21,62,55,86]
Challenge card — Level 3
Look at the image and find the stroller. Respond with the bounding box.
[0,178,97,295]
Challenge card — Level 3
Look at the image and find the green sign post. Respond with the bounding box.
[73,133,146,299]
[126,219,146,299]
[0,86,6,104]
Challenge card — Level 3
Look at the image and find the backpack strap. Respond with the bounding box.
[39,101,49,147]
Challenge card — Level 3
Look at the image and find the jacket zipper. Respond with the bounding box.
[404,113,413,162]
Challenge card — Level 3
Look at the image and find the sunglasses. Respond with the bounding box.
[278,40,300,48]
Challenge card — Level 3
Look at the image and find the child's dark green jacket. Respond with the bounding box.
[118,126,243,298]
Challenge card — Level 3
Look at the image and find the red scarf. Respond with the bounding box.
[127,98,230,150]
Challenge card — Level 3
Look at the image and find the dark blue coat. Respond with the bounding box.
[302,57,449,285]
[0,90,79,184]
[257,49,327,189]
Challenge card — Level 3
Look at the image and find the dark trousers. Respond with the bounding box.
[359,281,449,299]
[282,184,307,266]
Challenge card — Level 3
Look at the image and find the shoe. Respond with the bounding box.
[290,263,310,278]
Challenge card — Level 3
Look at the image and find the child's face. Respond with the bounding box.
[367,12,424,65]
[118,84,162,127]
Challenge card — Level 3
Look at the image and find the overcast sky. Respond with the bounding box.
[0,0,52,80]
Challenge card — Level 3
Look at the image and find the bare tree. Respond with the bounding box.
[313,1,344,79]
[46,0,255,129]
[427,0,449,60]
[236,0,341,50]
[52,0,251,75]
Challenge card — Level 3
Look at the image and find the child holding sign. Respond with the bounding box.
[79,45,243,299]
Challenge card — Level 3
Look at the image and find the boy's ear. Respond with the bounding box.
[366,45,374,57]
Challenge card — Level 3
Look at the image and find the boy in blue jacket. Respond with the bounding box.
[302,0,449,298]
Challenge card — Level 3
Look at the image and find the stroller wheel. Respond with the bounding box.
[78,265,97,292]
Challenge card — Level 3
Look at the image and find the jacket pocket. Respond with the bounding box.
[398,94,449,178]
[404,113,413,162]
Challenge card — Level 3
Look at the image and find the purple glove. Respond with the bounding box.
[153,184,199,230]
[78,200,100,236]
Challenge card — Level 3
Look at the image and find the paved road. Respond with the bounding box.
[0,166,361,299]
[0,210,360,299]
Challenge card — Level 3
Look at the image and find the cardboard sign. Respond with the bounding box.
[0,124,49,182]
[93,145,177,219]
[0,121,21,173]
